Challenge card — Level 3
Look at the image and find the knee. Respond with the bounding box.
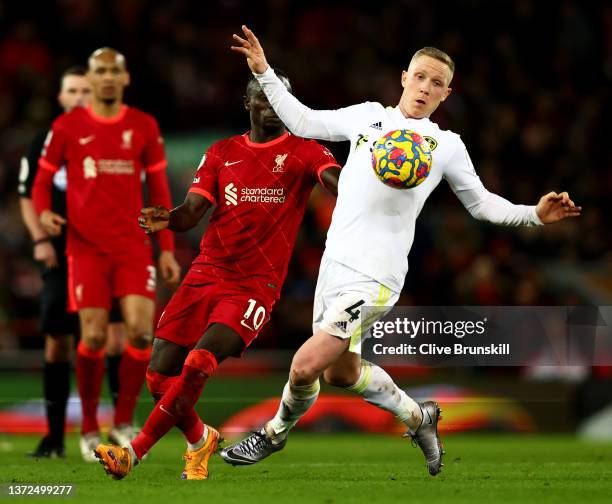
[290,361,320,386]
[146,367,173,401]
[323,367,360,388]
[81,329,107,351]
[125,322,153,350]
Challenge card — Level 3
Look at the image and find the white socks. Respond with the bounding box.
[127,443,139,465]
[187,425,209,451]
[267,380,320,436]
[347,360,422,430]
[266,361,421,436]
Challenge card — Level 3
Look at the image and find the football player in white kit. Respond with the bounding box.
[222,26,581,476]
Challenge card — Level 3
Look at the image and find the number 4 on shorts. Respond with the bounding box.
[344,300,365,322]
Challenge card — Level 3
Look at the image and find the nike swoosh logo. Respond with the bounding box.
[224,160,243,166]
[426,410,433,424]
[240,320,255,331]
[79,135,95,145]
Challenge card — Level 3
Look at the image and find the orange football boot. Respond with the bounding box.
[181,426,220,480]
[94,444,133,480]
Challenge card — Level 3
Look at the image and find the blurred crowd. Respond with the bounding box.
[0,0,610,351]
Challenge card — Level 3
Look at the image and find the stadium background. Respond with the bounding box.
[0,0,611,445]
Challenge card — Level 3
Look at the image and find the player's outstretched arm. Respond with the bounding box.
[139,193,211,234]
[231,25,355,142]
[446,145,580,227]
[535,191,581,224]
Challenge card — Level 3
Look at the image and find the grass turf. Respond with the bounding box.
[1,433,611,504]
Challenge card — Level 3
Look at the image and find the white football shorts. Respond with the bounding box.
[312,254,400,354]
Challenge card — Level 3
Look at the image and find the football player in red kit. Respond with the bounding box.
[32,48,181,461]
[94,69,341,480]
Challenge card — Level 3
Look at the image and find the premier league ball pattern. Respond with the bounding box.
[371,129,432,189]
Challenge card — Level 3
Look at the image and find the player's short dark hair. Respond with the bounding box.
[61,65,87,80]
[246,67,292,96]
[88,47,127,69]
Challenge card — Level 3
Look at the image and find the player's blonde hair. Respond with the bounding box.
[410,47,455,83]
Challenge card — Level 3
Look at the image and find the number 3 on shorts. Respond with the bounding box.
[241,298,266,331]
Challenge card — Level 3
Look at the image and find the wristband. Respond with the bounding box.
[33,237,52,246]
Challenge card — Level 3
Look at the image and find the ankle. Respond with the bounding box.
[406,406,423,431]
[187,426,209,451]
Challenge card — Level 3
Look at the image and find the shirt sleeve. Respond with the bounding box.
[146,170,175,252]
[38,123,66,175]
[255,67,369,142]
[143,117,167,174]
[188,147,222,205]
[32,122,67,214]
[18,130,48,198]
[444,138,542,227]
[300,141,341,186]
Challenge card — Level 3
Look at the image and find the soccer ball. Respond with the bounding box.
[371,129,432,189]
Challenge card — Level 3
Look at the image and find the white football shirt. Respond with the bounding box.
[256,68,542,293]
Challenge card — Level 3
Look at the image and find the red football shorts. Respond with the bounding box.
[155,272,274,351]
[67,250,156,311]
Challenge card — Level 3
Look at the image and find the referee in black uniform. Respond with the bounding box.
[18,66,125,457]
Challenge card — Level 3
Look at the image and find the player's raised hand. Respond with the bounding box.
[231,25,269,74]
[158,250,181,289]
[139,206,170,234]
[39,210,66,236]
[535,191,581,224]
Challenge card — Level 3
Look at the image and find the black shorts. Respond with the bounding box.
[40,264,78,335]
[39,263,123,336]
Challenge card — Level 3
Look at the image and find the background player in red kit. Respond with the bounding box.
[94,69,341,480]
[19,66,128,459]
[32,48,181,461]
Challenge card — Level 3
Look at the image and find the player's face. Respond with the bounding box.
[245,89,284,131]
[399,56,452,119]
[87,53,130,104]
[58,75,92,112]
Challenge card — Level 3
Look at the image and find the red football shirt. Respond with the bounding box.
[33,105,174,255]
[189,132,339,300]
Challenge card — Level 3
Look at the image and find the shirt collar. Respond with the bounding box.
[392,106,430,125]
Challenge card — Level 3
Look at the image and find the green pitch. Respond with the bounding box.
[1,433,611,504]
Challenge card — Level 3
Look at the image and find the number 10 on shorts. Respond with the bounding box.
[241,298,266,331]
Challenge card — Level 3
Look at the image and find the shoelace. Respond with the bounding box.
[403,431,419,448]
[240,431,269,457]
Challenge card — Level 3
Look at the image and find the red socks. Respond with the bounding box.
[76,341,105,435]
[146,369,205,444]
[131,349,217,459]
[113,345,151,426]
